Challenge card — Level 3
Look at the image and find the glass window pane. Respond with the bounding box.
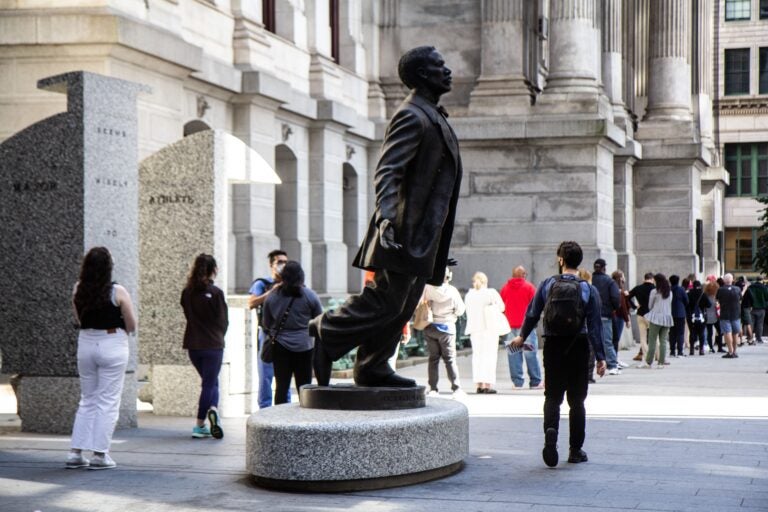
[737,238,753,269]
[725,146,739,195]
[725,49,750,95]
[761,0,768,19]
[758,143,768,157]
[760,47,768,94]
[742,159,753,195]
[725,229,738,271]
[758,160,768,195]
[726,0,752,20]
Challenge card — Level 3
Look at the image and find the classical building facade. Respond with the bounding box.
[717,0,768,276]
[1,0,765,291]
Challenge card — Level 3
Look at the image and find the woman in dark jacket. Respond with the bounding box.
[669,275,689,357]
[262,261,323,404]
[611,270,631,363]
[700,280,720,354]
[181,254,228,439]
[686,281,706,355]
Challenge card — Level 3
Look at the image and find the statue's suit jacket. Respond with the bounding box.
[353,92,462,286]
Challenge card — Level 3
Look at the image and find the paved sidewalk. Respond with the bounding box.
[1,343,767,512]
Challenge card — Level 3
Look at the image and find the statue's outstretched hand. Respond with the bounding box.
[378,219,402,251]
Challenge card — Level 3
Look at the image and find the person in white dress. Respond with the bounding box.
[464,272,506,394]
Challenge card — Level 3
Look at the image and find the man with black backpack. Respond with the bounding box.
[508,241,606,468]
[248,249,289,408]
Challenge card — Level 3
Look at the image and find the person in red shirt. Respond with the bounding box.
[499,266,542,389]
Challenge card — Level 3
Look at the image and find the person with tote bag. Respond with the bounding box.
[464,272,508,394]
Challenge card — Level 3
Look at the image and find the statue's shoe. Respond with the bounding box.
[355,372,417,388]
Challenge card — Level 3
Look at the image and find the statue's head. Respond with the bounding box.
[398,46,452,97]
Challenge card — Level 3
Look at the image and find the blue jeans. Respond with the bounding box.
[506,328,542,388]
[257,333,290,408]
[601,317,618,369]
[611,316,624,354]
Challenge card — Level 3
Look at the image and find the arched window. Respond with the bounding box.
[183,120,210,137]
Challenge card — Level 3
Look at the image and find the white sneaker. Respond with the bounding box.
[426,390,439,397]
[88,453,116,470]
[452,389,467,400]
[65,452,89,469]
[637,362,651,369]
[607,367,622,375]
[617,360,630,369]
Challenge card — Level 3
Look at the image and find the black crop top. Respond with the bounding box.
[78,285,126,330]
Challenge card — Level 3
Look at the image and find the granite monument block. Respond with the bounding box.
[0,71,148,433]
[139,129,279,416]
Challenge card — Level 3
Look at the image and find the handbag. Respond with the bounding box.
[412,300,433,330]
[260,297,295,363]
[484,303,511,337]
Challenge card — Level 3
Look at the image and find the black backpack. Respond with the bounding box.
[251,277,274,328]
[543,276,586,337]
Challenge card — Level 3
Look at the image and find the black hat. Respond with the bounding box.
[593,258,607,270]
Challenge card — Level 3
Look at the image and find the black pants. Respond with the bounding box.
[188,348,223,420]
[689,321,706,354]
[543,334,590,451]
[669,317,686,355]
[272,342,313,405]
[318,269,426,384]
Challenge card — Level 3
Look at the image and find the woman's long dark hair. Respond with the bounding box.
[654,273,671,299]
[74,247,113,318]
[279,261,304,297]
[186,254,217,291]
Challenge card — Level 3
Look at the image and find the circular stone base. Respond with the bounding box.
[246,399,468,492]
[252,461,464,493]
[299,384,426,410]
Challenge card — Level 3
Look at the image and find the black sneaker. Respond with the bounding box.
[207,409,224,439]
[568,449,588,463]
[542,428,559,467]
[722,353,734,359]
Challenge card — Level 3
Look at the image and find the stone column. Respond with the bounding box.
[632,0,650,118]
[339,0,366,74]
[614,153,638,282]
[645,0,692,121]
[692,0,714,146]
[309,110,349,295]
[232,0,273,68]
[601,0,623,108]
[232,73,287,288]
[362,0,386,119]
[469,0,530,115]
[543,0,600,95]
[634,0,711,277]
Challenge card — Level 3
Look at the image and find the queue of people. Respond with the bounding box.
[66,242,766,471]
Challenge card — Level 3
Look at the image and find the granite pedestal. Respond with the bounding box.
[0,71,147,433]
[246,386,468,492]
[139,130,280,417]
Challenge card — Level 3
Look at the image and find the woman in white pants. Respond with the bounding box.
[464,272,506,394]
[67,247,136,470]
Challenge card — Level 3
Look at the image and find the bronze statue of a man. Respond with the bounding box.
[309,46,462,388]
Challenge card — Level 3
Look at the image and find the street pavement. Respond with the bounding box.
[1,342,767,512]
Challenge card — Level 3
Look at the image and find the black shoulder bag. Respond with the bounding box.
[260,298,295,364]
